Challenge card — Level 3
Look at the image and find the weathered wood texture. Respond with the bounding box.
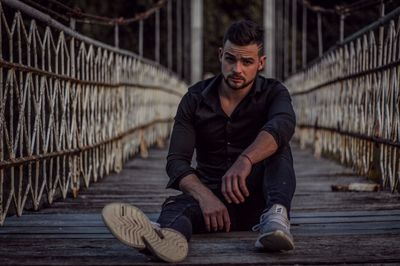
[1,143,400,265]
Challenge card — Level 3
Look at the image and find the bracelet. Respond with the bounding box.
[240,153,253,165]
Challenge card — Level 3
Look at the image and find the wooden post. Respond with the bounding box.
[183,0,191,82]
[176,0,182,77]
[340,14,345,43]
[191,0,203,83]
[377,1,385,66]
[317,12,323,57]
[114,23,119,48]
[155,10,160,63]
[167,0,173,69]
[264,0,275,77]
[276,0,283,80]
[291,0,297,73]
[284,0,289,79]
[70,18,76,30]
[139,20,143,57]
[302,4,307,68]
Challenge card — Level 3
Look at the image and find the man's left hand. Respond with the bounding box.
[221,155,252,204]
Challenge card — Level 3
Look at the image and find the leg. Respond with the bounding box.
[157,193,206,241]
[240,144,296,251]
[259,143,296,216]
[236,144,296,229]
[158,191,241,236]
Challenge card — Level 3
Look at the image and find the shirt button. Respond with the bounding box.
[227,142,231,145]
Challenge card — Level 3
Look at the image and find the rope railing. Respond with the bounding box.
[285,6,400,192]
[0,0,186,225]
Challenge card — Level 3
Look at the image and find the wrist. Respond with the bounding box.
[240,153,253,166]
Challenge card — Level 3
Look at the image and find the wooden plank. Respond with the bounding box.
[0,234,399,265]
[4,212,400,227]
[1,143,400,265]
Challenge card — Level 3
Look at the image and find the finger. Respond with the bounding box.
[239,176,250,197]
[226,176,240,204]
[204,215,211,232]
[216,211,224,230]
[222,176,232,203]
[223,209,231,232]
[231,175,245,203]
[210,215,218,232]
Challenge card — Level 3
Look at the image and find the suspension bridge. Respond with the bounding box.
[0,0,399,265]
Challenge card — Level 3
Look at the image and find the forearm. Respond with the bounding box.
[179,174,215,203]
[240,130,278,165]
[180,173,231,232]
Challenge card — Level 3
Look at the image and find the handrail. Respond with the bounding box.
[286,6,400,192]
[0,0,186,225]
[2,0,179,80]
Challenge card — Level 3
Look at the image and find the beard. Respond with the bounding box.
[223,74,254,91]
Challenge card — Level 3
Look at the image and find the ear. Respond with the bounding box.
[258,55,266,71]
[218,47,223,62]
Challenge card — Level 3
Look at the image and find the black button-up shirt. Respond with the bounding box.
[166,74,296,190]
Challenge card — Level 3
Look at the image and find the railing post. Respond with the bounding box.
[340,14,345,43]
[139,19,143,58]
[190,0,203,83]
[264,0,275,77]
[155,9,160,63]
[114,23,119,48]
[291,0,297,73]
[284,0,290,78]
[302,4,307,68]
[317,12,323,57]
[70,17,76,30]
[183,0,191,82]
[167,0,172,70]
[176,0,182,77]
[377,0,385,66]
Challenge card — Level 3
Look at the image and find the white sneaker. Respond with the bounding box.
[252,204,294,251]
[102,203,188,262]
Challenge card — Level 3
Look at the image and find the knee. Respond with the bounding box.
[264,144,293,166]
[161,193,199,210]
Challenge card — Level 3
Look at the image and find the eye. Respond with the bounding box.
[242,60,253,66]
[225,56,235,63]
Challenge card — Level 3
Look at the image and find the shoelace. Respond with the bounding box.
[252,212,268,232]
[252,212,290,232]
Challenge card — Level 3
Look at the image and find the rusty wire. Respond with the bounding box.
[0,1,185,225]
[301,0,392,15]
[37,0,167,25]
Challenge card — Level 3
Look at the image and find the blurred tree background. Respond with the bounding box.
[25,0,398,80]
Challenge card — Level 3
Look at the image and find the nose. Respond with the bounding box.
[232,62,243,74]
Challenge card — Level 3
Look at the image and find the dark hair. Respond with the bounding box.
[223,20,264,53]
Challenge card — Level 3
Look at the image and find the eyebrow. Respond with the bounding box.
[224,52,255,60]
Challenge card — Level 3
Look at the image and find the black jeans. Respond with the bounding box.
[157,144,296,241]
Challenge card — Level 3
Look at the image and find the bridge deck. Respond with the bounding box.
[1,144,400,265]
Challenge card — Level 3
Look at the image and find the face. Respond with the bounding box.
[219,40,266,91]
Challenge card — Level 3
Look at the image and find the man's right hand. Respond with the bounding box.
[179,174,231,232]
[198,193,231,232]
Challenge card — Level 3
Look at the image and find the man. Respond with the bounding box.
[102,20,296,263]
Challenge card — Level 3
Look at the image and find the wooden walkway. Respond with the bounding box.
[1,143,400,265]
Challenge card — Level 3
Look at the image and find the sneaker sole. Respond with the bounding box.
[256,230,294,251]
[102,203,188,262]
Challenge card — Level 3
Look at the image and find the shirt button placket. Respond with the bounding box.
[226,118,232,166]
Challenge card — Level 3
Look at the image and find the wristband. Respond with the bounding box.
[240,153,253,165]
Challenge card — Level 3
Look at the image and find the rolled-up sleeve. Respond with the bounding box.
[166,93,197,190]
[261,85,296,148]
